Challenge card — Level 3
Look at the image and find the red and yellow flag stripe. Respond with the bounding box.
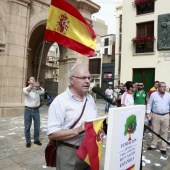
[76,117,105,170]
[44,0,96,57]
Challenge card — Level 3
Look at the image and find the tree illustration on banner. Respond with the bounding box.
[124,115,137,141]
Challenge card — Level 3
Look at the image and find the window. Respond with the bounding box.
[104,48,108,55]
[136,1,154,15]
[104,38,109,46]
[136,41,154,53]
[89,58,101,74]
[137,21,154,36]
[134,21,154,53]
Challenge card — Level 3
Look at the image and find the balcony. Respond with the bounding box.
[132,36,155,53]
[134,0,155,15]
[135,42,154,53]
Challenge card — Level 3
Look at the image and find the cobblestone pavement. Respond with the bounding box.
[0,100,170,170]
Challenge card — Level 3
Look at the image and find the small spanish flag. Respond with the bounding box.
[44,0,96,57]
[76,117,106,170]
[126,164,135,170]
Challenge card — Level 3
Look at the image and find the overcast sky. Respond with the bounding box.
[92,0,122,34]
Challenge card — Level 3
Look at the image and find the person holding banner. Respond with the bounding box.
[146,82,170,155]
[47,64,97,170]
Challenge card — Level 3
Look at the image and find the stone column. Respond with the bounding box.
[0,0,31,117]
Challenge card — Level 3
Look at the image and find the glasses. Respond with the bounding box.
[138,85,143,86]
[160,86,166,88]
[71,76,91,81]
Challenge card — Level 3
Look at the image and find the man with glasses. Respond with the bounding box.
[133,82,149,131]
[47,64,97,170]
[23,77,44,148]
[146,82,170,155]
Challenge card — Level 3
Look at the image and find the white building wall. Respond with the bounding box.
[120,0,170,87]
[89,18,108,88]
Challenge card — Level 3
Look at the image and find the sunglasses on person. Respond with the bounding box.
[138,84,143,86]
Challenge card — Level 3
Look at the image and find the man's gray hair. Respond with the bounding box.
[158,82,165,87]
[68,64,85,77]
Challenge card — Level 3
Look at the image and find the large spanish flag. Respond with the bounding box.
[44,0,96,57]
[76,117,107,170]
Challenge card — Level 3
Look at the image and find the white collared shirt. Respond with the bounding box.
[105,88,113,98]
[47,87,97,146]
[23,86,44,107]
[121,91,134,106]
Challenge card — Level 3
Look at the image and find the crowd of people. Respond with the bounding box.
[104,80,170,155]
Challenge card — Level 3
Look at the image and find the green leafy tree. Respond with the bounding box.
[124,115,137,141]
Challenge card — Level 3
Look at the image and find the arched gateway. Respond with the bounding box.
[0,0,99,116]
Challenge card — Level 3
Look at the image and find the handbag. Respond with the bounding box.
[45,99,87,167]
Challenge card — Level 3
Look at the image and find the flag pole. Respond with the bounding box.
[37,41,46,81]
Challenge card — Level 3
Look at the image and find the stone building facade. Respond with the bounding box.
[0,0,99,116]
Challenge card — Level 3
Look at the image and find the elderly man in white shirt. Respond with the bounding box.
[47,64,97,170]
[23,77,44,148]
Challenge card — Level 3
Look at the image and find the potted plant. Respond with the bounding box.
[134,0,155,6]
[132,36,155,43]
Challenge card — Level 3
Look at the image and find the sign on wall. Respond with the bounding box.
[104,105,145,170]
[158,13,170,51]
[104,73,112,78]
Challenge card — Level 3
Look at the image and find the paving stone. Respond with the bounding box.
[0,157,21,169]
[10,152,44,167]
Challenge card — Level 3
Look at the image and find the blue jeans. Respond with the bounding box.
[24,107,40,143]
[105,102,110,113]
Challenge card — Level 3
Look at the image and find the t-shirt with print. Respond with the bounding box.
[134,90,148,105]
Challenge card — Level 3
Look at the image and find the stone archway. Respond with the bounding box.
[28,24,47,80]
[28,24,60,98]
